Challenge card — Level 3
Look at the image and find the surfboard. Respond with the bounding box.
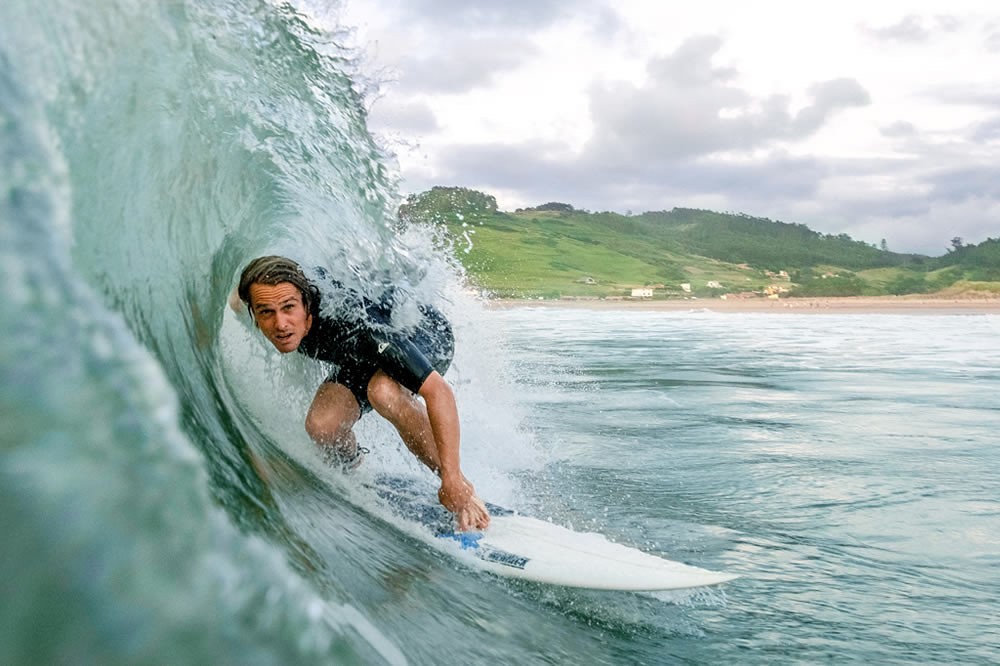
[369,475,738,591]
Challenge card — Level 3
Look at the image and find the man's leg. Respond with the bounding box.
[368,370,490,530]
[366,370,441,471]
[306,382,362,465]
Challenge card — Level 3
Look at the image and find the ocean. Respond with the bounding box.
[2,1,998,664]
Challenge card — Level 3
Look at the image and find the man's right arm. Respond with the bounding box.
[228,289,244,315]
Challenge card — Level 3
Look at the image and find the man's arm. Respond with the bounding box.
[418,372,490,530]
[229,288,244,314]
[418,373,462,480]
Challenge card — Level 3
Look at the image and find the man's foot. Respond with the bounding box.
[325,445,369,472]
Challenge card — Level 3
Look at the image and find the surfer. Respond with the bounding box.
[234,255,490,531]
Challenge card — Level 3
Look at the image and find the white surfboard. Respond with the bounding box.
[369,476,738,591]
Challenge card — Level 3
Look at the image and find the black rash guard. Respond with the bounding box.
[295,281,454,412]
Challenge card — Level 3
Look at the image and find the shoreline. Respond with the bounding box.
[485,295,1000,315]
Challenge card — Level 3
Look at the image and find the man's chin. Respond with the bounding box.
[271,338,300,353]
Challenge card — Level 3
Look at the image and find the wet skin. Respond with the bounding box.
[248,283,313,353]
[246,280,490,530]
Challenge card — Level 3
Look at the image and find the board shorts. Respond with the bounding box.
[324,306,454,414]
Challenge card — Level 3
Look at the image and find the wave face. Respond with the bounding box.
[0,2,519,663]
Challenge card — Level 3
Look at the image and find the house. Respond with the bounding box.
[706,281,723,289]
[630,288,653,298]
[680,283,692,293]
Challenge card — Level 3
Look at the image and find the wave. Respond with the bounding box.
[0,1,540,663]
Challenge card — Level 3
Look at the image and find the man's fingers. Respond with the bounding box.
[458,498,490,531]
[455,507,482,532]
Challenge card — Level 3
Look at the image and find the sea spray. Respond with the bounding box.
[0,1,427,663]
[1,0,552,661]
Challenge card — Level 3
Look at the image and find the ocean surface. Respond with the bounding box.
[2,1,999,664]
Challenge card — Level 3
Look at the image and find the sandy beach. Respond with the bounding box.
[488,295,1000,315]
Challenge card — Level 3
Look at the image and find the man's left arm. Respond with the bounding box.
[419,372,490,530]
[418,373,464,487]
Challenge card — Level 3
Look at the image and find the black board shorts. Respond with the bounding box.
[325,307,454,414]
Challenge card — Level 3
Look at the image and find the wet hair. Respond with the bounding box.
[237,255,317,314]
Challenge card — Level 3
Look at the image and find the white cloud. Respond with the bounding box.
[342,0,1000,254]
[381,0,593,31]
[582,37,869,165]
[987,23,1000,51]
[394,36,540,94]
[881,121,918,137]
[367,98,439,133]
[860,14,960,43]
[970,115,1000,142]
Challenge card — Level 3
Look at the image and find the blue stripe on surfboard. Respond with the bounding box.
[369,474,512,537]
[369,475,529,568]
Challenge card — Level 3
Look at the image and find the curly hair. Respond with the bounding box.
[237,256,316,313]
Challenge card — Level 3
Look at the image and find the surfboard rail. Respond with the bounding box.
[368,475,738,592]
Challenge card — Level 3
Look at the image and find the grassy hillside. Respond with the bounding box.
[399,186,999,299]
[632,209,920,271]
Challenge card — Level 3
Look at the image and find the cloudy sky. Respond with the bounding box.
[339,0,1000,255]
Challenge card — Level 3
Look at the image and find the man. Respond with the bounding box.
[236,255,490,531]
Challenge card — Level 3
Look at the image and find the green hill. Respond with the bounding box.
[399,186,1000,299]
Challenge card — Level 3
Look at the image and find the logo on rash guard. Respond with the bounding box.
[377,342,389,353]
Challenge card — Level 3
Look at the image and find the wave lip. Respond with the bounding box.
[1,1,418,663]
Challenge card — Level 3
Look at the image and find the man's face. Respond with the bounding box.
[248,282,313,353]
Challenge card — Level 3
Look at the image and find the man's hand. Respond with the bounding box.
[228,288,245,315]
[438,475,491,531]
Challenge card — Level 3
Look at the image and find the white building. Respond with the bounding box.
[631,288,653,298]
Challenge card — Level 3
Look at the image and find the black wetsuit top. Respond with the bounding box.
[296,281,454,412]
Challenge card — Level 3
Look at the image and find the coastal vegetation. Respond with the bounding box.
[399,186,1000,300]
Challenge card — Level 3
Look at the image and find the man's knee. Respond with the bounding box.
[367,372,409,418]
[305,410,351,443]
[305,386,359,444]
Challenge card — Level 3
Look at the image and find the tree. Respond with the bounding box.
[527,202,574,213]
[398,186,498,225]
[886,274,928,295]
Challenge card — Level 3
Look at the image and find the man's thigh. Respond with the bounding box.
[306,381,361,437]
